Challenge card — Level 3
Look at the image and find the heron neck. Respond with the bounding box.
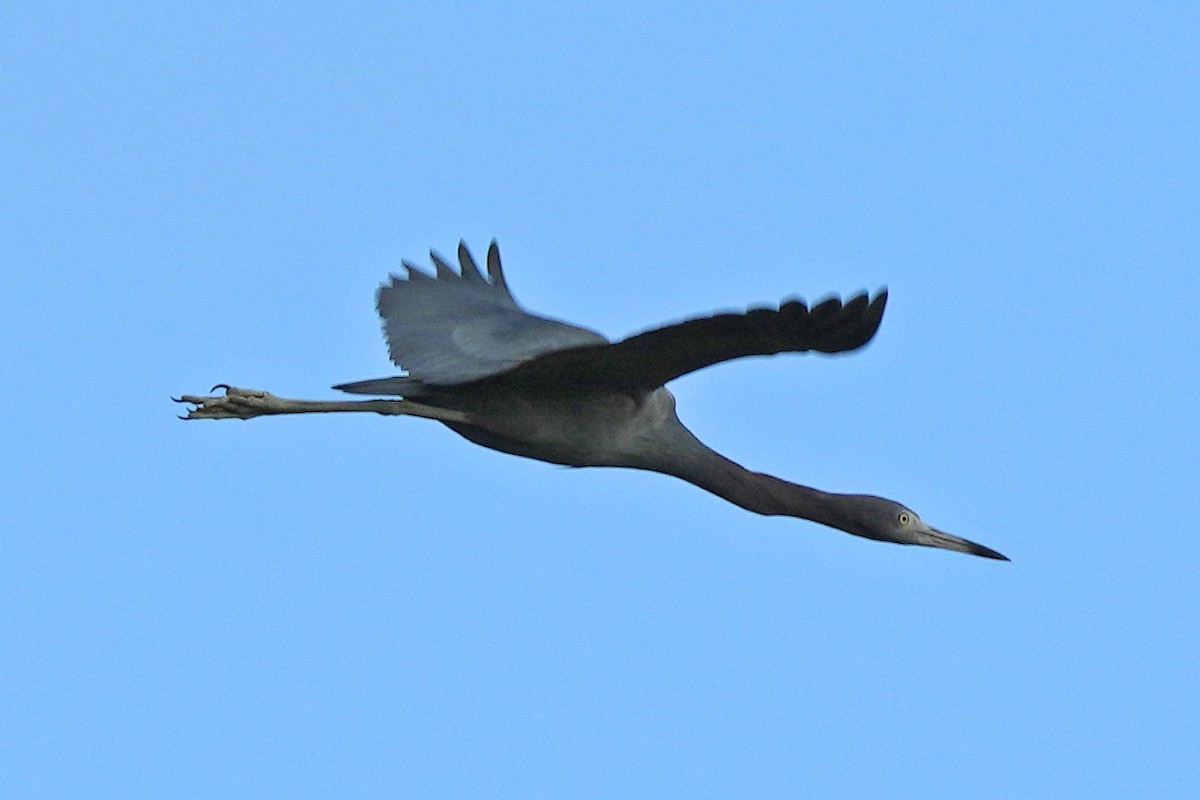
[644,421,852,530]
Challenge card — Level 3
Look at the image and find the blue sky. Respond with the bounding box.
[3,2,1197,797]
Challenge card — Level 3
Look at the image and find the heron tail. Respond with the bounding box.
[332,376,428,396]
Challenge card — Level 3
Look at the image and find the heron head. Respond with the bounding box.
[841,496,1009,560]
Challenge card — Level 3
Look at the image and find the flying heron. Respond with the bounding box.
[177,241,1007,560]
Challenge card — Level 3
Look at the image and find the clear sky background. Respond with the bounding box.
[3,3,1197,798]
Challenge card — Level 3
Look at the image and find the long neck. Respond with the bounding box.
[639,417,857,532]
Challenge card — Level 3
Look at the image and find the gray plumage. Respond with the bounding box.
[372,243,608,386]
[178,240,1007,561]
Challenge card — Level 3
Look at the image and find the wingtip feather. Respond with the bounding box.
[429,250,457,279]
[457,241,484,281]
[486,240,512,296]
[402,259,433,280]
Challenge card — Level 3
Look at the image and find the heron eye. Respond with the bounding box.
[898,512,911,525]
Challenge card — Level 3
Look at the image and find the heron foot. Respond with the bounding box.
[174,386,281,420]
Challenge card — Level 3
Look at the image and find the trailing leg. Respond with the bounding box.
[174,385,470,423]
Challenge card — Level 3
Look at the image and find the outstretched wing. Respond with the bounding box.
[366,240,607,386]
[491,289,888,391]
[336,239,887,396]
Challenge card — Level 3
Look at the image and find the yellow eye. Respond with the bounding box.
[898,512,911,525]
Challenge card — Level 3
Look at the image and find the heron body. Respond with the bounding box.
[438,385,682,469]
[179,241,1008,561]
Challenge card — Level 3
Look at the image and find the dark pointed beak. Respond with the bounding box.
[918,526,1010,561]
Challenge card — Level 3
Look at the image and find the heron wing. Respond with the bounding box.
[493,289,888,391]
[367,240,608,386]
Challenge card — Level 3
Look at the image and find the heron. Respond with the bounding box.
[177,241,1008,560]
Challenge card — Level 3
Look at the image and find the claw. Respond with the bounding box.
[173,386,275,420]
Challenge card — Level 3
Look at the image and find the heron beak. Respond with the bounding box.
[917,526,1009,561]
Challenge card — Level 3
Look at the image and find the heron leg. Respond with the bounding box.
[174,385,470,424]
